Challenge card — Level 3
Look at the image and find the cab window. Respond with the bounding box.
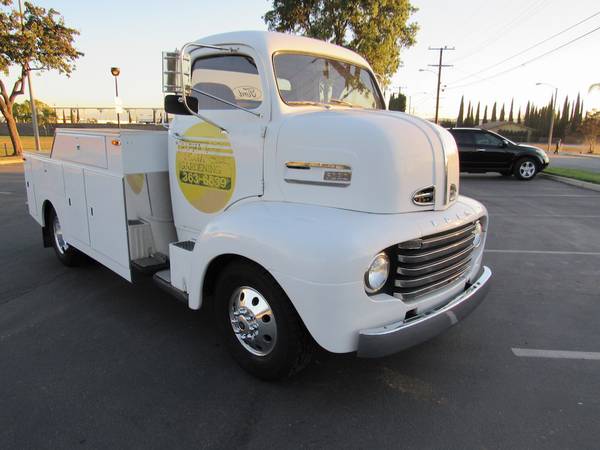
[191,54,262,110]
[474,132,503,147]
[452,130,474,146]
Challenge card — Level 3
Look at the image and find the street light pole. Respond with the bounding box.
[111,67,121,128]
[18,0,41,151]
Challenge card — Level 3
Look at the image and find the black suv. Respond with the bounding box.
[447,128,549,180]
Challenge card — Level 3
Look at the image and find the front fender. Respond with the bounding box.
[187,196,485,304]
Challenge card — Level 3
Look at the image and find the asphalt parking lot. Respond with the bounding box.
[1,163,599,449]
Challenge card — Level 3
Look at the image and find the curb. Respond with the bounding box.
[556,152,600,159]
[0,157,23,166]
[540,173,600,192]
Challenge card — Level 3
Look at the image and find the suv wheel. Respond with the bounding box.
[214,261,312,380]
[514,157,538,180]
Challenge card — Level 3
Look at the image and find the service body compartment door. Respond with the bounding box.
[23,158,37,219]
[84,170,131,280]
[62,165,90,245]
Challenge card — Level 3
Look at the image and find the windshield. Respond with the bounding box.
[273,53,384,109]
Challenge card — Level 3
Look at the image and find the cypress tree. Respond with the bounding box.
[482,105,488,124]
[517,107,521,124]
[508,98,514,122]
[499,104,506,122]
[457,95,464,126]
[465,101,472,126]
[524,101,531,126]
[475,102,480,125]
[491,102,497,122]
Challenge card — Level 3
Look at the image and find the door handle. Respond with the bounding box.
[90,207,94,216]
[475,148,486,152]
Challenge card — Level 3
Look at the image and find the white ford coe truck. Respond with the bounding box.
[23,31,491,379]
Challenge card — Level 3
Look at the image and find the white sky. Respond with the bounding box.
[11,0,600,120]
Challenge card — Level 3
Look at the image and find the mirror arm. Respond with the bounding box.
[179,41,236,133]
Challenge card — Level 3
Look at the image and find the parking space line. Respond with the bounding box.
[473,194,600,198]
[0,191,13,195]
[512,348,600,360]
[485,249,600,256]
[490,214,600,218]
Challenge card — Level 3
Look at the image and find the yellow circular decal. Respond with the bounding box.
[126,174,145,194]
[175,122,236,214]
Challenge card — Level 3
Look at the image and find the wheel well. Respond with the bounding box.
[41,200,54,247]
[202,254,256,306]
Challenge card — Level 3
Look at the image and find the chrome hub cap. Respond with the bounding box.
[229,286,277,356]
[52,214,69,254]
[519,161,536,178]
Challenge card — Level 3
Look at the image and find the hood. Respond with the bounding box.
[274,109,460,214]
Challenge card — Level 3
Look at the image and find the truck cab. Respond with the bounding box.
[23,31,491,379]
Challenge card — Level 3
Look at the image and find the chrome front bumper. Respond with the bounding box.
[357,266,492,358]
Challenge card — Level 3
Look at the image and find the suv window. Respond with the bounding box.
[451,130,474,146]
[191,54,262,110]
[474,131,503,147]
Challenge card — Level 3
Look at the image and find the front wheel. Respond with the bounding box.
[49,207,81,266]
[514,157,538,180]
[214,261,312,380]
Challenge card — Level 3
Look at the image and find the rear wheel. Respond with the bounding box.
[514,157,538,180]
[214,261,312,380]
[49,207,80,266]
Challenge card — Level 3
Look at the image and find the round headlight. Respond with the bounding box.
[472,221,483,248]
[364,252,390,294]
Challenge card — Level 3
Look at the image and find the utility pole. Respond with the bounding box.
[428,46,454,124]
[19,0,41,151]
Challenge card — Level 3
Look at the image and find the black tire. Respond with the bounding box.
[513,157,539,180]
[49,207,81,266]
[214,261,312,380]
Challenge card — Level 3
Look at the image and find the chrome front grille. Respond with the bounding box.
[393,222,477,300]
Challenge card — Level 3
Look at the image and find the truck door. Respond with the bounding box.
[62,165,90,246]
[169,46,268,239]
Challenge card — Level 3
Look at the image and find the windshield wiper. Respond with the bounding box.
[328,99,357,108]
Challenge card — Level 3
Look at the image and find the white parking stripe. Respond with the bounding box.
[0,191,12,195]
[490,214,600,218]
[512,348,600,360]
[485,249,600,256]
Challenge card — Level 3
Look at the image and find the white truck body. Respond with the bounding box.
[24,31,491,377]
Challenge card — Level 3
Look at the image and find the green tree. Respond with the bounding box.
[264,0,418,84]
[517,107,521,124]
[456,95,464,126]
[499,103,505,122]
[388,92,406,111]
[0,1,82,155]
[474,101,480,126]
[508,98,514,122]
[579,111,600,154]
[491,102,497,122]
[12,99,56,134]
[482,105,488,124]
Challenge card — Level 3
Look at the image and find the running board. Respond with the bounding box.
[132,253,168,274]
[153,269,188,304]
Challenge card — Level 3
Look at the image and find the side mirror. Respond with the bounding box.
[502,140,509,147]
[164,94,198,115]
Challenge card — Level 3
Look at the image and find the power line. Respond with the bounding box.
[447,24,600,90]
[450,0,547,64]
[450,10,600,85]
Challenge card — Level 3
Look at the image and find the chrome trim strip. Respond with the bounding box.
[284,178,350,187]
[395,258,471,288]
[397,245,473,276]
[285,161,352,171]
[357,266,491,358]
[394,265,470,299]
[397,236,474,263]
[420,223,476,249]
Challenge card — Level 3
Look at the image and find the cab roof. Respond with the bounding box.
[196,30,371,69]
